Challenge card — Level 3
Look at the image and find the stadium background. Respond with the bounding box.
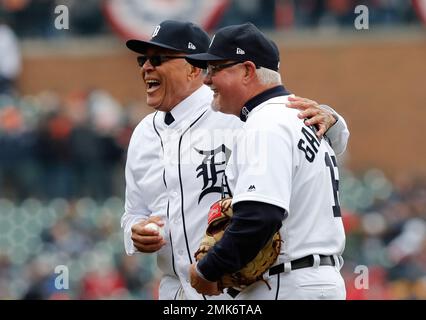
[0,0,425,299]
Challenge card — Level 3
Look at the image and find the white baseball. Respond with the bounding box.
[145,222,165,238]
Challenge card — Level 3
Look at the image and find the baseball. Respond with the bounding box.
[145,222,165,238]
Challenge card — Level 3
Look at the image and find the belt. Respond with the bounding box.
[227,255,336,298]
[269,255,335,276]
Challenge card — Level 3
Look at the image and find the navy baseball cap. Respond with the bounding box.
[186,23,280,71]
[126,20,210,55]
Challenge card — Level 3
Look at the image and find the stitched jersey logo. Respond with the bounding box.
[195,144,231,203]
[247,185,256,192]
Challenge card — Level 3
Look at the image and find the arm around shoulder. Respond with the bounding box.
[321,105,350,155]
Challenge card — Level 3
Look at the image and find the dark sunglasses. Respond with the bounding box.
[137,55,186,67]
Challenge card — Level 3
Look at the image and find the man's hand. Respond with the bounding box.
[131,216,166,253]
[287,96,337,138]
[189,263,221,296]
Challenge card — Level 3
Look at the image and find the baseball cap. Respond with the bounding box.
[186,23,280,71]
[126,20,210,55]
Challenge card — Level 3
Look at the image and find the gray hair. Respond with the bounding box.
[255,67,282,86]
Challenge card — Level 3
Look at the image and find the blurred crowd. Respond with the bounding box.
[220,0,418,29]
[0,168,424,299]
[0,90,143,201]
[0,197,159,299]
[340,169,426,299]
[0,82,425,300]
[0,0,105,38]
[0,0,421,39]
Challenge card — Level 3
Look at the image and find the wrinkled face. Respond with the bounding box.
[203,61,244,116]
[139,47,191,112]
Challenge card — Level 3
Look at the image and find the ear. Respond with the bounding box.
[187,63,202,79]
[242,61,257,84]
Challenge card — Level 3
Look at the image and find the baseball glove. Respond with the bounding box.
[194,197,282,291]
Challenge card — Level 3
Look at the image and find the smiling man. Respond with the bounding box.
[136,51,192,111]
[186,23,347,300]
[121,20,350,300]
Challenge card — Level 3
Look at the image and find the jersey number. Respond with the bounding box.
[325,152,341,217]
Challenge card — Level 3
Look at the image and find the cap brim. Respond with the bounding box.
[126,39,181,54]
[185,53,226,69]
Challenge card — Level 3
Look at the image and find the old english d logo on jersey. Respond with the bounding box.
[221,174,232,199]
[195,144,231,203]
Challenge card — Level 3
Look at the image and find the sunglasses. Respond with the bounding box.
[206,61,242,76]
[137,55,186,67]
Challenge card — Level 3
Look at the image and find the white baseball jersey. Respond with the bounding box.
[226,94,346,261]
[122,85,241,299]
[121,85,349,299]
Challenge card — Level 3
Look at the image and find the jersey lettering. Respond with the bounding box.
[302,126,320,152]
[195,144,231,203]
[325,152,341,217]
[298,126,320,162]
[298,139,315,162]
